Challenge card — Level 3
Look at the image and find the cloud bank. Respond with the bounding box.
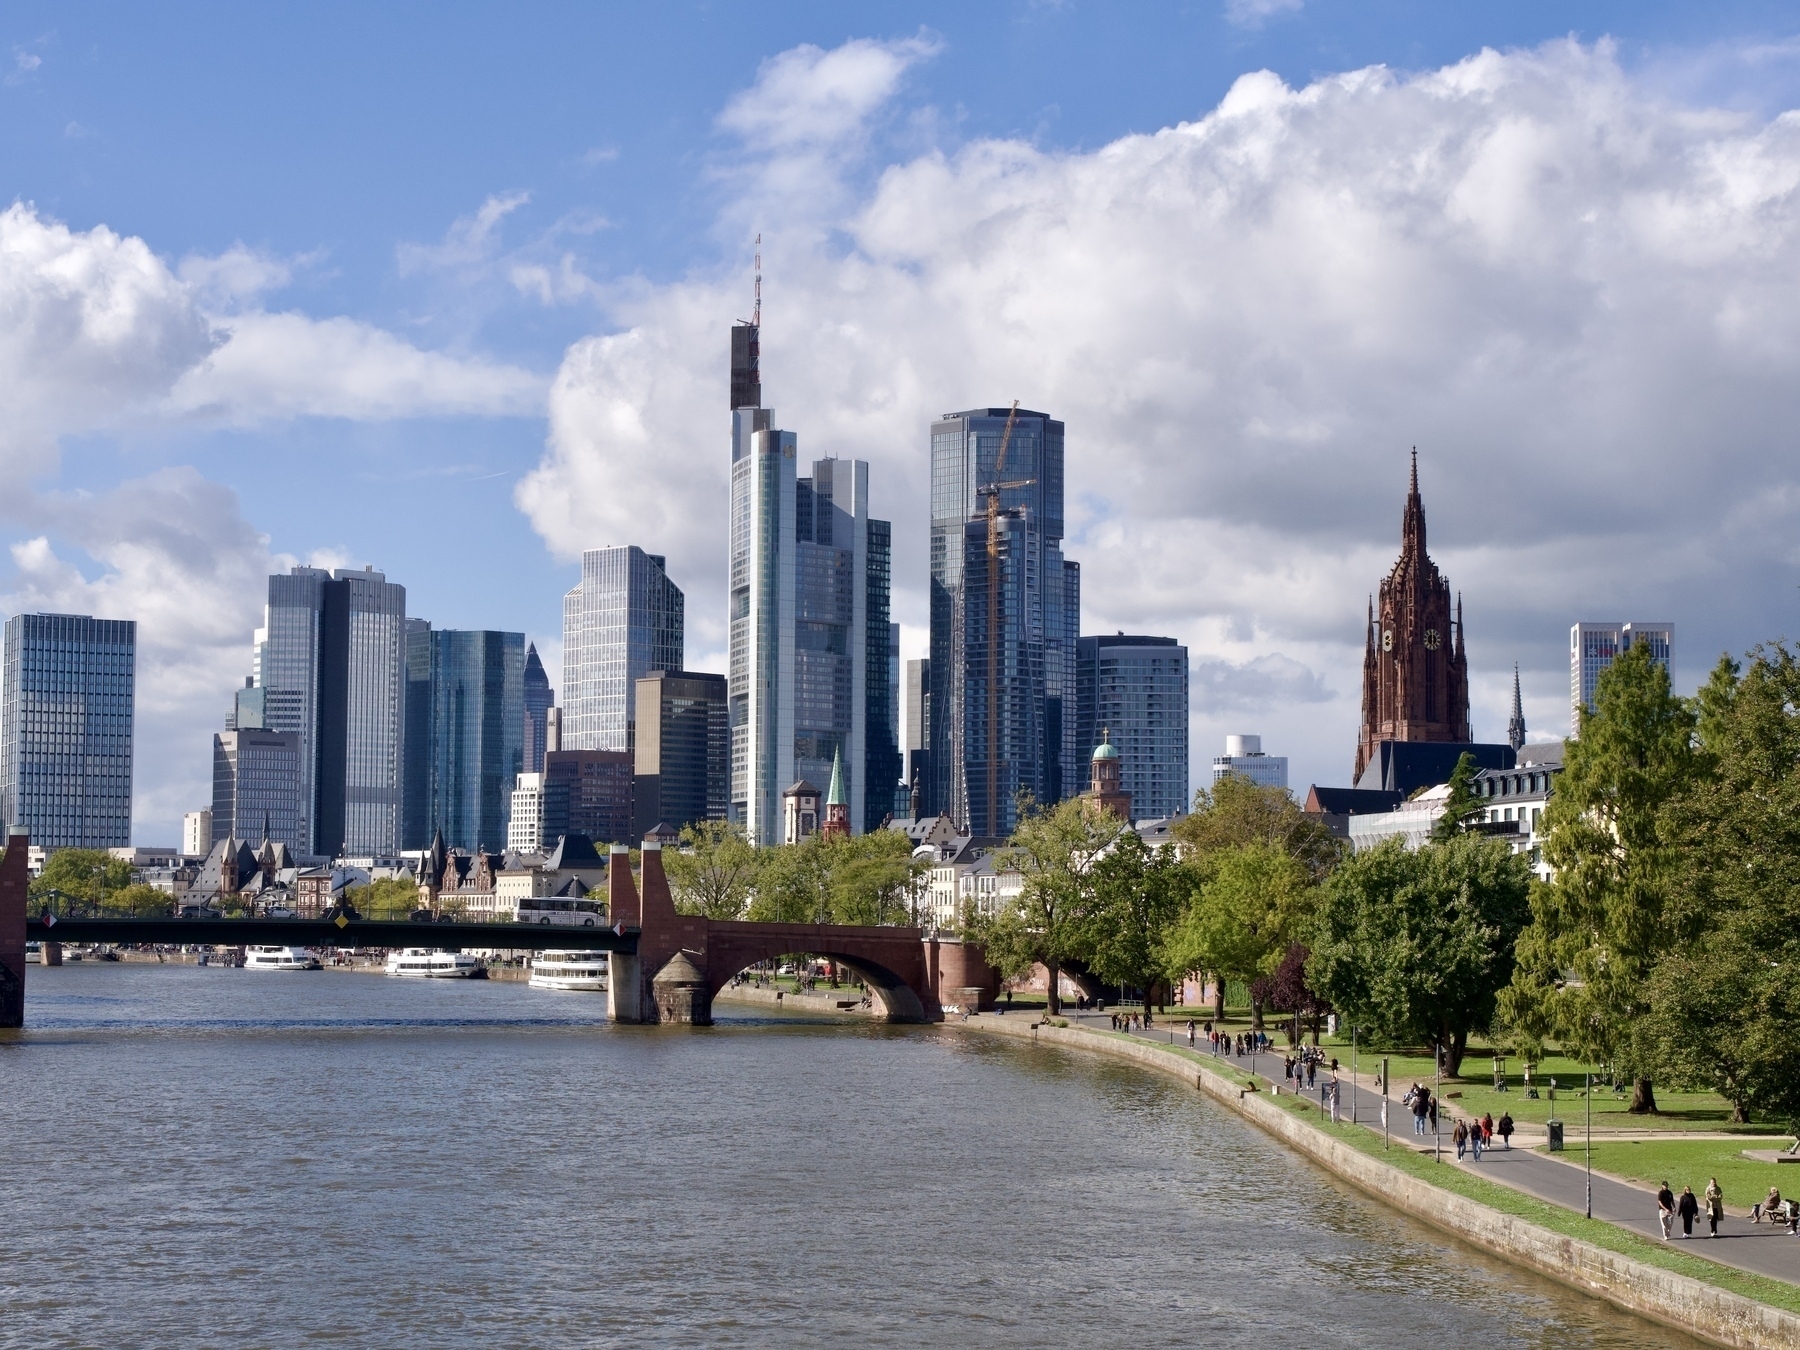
[520,37,1800,790]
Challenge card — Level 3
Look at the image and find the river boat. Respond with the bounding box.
[384,948,486,979]
[24,942,40,964]
[244,945,322,972]
[528,950,609,992]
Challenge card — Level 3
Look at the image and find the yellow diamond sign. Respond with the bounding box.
[334,913,349,929]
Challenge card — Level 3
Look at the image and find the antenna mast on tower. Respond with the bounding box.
[753,233,761,328]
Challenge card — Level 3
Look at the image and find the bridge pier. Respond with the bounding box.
[1,826,28,1028]
[607,949,644,1023]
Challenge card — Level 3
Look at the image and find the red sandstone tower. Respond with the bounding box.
[1084,730,1132,822]
[820,748,850,841]
[1355,453,1471,783]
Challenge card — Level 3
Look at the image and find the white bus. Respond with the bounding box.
[516,896,607,928]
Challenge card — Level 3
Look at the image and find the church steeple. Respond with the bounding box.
[1507,664,1527,751]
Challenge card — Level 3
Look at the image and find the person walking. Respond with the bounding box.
[1498,1111,1514,1150]
[1705,1178,1724,1238]
[1470,1117,1483,1161]
[1187,1019,1196,1048]
[1452,1118,1468,1161]
[1677,1185,1699,1239]
[1657,1183,1677,1240]
[1412,1087,1430,1137]
[1328,1073,1342,1123]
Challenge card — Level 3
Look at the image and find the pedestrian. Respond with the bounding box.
[1306,1058,1317,1089]
[1677,1185,1699,1239]
[1187,1019,1196,1048]
[1284,1055,1295,1085]
[1480,1113,1494,1151]
[1705,1178,1724,1238]
[1453,1118,1468,1160]
[1427,1096,1438,1134]
[1111,1012,1120,1031]
[1412,1088,1430,1137]
[1498,1111,1514,1150]
[1329,1074,1341,1123]
[1657,1182,1676,1240]
[1470,1119,1483,1161]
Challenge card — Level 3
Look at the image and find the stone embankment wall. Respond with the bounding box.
[964,1016,1800,1350]
[714,984,872,1015]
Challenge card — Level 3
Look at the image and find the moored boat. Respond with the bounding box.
[384,948,486,979]
[528,950,609,992]
[244,945,322,972]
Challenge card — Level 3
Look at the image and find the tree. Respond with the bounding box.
[664,820,760,920]
[1431,752,1484,841]
[353,876,420,920]
[1163,842,1313,1027]
[1077,831,1188,1022]
[29,849,132,913]
[1309,834,1530,1076]
[1267,942,1331,1046]
[747,835,835,925]
[1498,642,1699,1112]
[113,883,174,918]
[968,794,1121,1014]
[828,830,923,927]
[1173,775,1344,883]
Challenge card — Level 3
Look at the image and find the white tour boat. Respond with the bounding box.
[384,948,486,979]
[244,945,322,972]
[529,950,609,992]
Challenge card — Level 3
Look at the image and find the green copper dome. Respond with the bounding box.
[1091,729,1119,761]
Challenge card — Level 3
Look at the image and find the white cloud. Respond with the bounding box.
[519,37,1800,790]
[1224,0,1303,29]
[397,191,531,275]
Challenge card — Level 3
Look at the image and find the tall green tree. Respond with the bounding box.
[664,820,761,920]
[828,830,924,927]
[352,876,420,920]
[968,794,1121,1015]
[1162,842,1313,1026]
[1172,775,1343,883]
[1077,831,1188,1021]
[1498,642,1699,1111]
[1431,751,1485,841]
[1637,645,1800,1129]
[1310,834,1531,1075]
[29,849,132,914]
[746,834,836,925]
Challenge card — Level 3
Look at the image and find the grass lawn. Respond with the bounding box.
[1568,1138,1800,1211]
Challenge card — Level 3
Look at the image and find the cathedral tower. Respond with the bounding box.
[1354,454,1471,782]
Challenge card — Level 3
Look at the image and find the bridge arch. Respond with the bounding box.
[704,936,929,1023]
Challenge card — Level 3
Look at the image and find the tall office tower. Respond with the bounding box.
[726,318,890,844]
[0,613,136,848]
[1571,622,1672,734]
[211,728,303,846]
[427,629,525,852]
[1076,633,1190,820]
[633,669,729,837]
[929,407,1081,837]
[904,657,931,813]
[1210,734,1287,791]
[562,546,684,754]
[183,809,212,856]
[542,748,633,846]
[522,642,554,774]
[402,618,434,849]
[863,534,902,833]
[252,565,406,857]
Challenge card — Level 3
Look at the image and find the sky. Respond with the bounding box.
[7,1,1800,843]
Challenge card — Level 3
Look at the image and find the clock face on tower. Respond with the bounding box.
[1381,629,1394,652]
[1424,628,1441,650]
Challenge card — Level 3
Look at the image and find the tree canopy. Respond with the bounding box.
[1077,830,1188,1017]
[664,820,760,920]
[1172,775,1343,883]
[29,849,132,913]
[1163,841,1314,1025]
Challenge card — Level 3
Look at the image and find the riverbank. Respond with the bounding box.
[956,1013,1800,1350]
[714,983,871,1015]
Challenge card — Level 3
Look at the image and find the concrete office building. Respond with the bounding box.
[250,566,406,857]
[633,670,728,838]
[726,314,892,845]
[1571,622,1672,733]
[1211,734,1287,791]
[211,728,303,847]
[183,809,212,857]
[507,772,545,853]
[1076,633,1190,821]
[561,546,683,755]
[929,407,1081,838]
[0,612,136,848]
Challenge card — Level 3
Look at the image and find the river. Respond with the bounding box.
[0,963,1700,1348]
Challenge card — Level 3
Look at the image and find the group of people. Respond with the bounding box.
[1652,1179,1800,1240]
[1449,1112,1515,1159]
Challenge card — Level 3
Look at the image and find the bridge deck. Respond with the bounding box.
[24,916,639,953]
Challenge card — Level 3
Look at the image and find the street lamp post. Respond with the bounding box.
[1351,1024,1358,1125]
[1382,1055,1390,1150]
[1586,1071,1593,1219]
[1434,1041,1442,1164]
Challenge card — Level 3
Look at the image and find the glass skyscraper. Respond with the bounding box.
[522,641,554,774]
[561,546,683,754]
[402,618,434,849]
[929,407,1080,835]
[1076,633,1190,821]
[251,566,406,857]
[427,629,525,853]
[726,319,893,844]
[0,613,136,848]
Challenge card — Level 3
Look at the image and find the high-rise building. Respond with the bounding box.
[1210,734,1287,791]
[929,407,1081,837]
[904,657,931,813]
[1355,455,1472,784]
[211,728,303,847]
[864,546,902,833]
[0,613,136,848]
[726,317,892,845]
[402,618,434,849]
[508,772,544,853]
[542,749,633,846]
[1571,622,1672,733]
[1076,633,1190,820]
[561,546,683,755]
[633,670,729,837]
[427,629,525,853]
[523,641,554,774]
[182,809,212,856]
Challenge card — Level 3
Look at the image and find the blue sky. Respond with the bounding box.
[7,1,1800,840]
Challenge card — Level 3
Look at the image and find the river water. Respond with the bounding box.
[0,964,1699,1349]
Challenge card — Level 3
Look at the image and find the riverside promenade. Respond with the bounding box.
[1064,1010,1800,1289]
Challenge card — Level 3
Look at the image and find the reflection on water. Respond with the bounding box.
[0,965,1701,1348]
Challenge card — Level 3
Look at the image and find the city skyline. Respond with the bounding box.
[6,8,1800,840]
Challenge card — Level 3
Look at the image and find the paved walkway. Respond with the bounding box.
[1066,1011,1800,1288]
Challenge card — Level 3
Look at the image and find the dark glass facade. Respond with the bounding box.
[523,641,554,774]
[0,613,136,848]
[632,670,728,837]
[212,728,303,847]
[427,629,525,853]
[1076,634,1189,821]
[402,618,434,849]
[543,748,633,846]
[864,520,901,831]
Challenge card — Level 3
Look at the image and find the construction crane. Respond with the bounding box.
[975,400,1034,834]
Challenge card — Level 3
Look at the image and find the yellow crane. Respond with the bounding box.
[975,400,1034,833]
